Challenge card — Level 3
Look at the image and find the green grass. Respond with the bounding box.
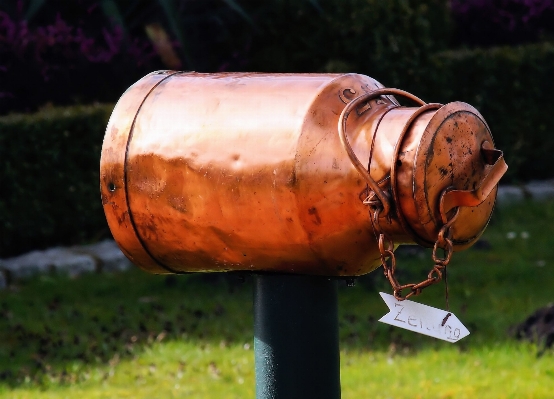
[1,200,554,398]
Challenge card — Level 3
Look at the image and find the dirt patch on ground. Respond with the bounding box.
[511,304,554,357]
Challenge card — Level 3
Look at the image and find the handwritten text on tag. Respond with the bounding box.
[378,292,470,343]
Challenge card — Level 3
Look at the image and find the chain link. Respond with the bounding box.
[373,206,460,301]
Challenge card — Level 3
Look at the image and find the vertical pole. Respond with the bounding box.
[254,274,341,399]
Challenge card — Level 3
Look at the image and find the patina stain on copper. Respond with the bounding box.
[100,71,507,276]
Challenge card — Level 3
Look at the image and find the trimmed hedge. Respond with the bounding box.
[0,104,113,258]
[422,42,554,183]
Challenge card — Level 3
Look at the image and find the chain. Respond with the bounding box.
[373,206,460,301]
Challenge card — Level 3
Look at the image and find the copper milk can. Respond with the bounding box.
[100,71,507,277]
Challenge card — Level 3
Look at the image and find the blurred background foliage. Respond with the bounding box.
[1,0,448,112]
[1,0,554,257]
[3,0,553,112]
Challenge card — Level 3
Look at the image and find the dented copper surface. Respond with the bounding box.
[100,71,507,276]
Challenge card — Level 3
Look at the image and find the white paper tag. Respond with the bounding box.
[378,292,470,343]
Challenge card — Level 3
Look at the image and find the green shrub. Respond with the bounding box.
[0,104,113,258]
[241,0,452,91]
[420,42,554,183]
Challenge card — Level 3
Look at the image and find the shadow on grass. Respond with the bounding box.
[0,271,257,387]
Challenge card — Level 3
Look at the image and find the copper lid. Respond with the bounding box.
[395,102,507,249]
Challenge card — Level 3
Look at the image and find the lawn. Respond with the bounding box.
[1,199,553,398]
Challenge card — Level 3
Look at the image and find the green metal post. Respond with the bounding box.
[254,274,341,399]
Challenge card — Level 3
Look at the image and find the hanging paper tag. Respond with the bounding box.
[378,292,470,343]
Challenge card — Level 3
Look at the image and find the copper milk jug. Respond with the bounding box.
[100,71,507,278]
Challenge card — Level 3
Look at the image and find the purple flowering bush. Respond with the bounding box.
[0,0,258,115]
[0,1,160,114]
[450,0,554,46]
